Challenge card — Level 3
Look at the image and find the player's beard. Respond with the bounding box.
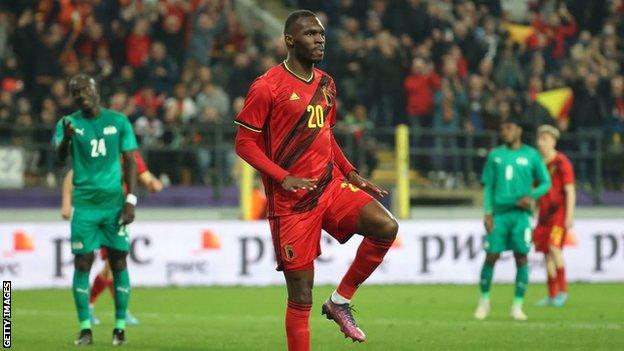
[295,47,323,66]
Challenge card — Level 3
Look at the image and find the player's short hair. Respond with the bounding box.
[68,74,97,89]
[501,115,523,128]
[537,124,561,139]
[284,10,317,35]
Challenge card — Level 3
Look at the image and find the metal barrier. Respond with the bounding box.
[0,122,610,203]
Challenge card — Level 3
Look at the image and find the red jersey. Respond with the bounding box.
[235,63,343,217]
[537,152,575,224]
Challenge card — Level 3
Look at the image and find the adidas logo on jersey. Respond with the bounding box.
[289,92,300,101]
[103,126,117,135]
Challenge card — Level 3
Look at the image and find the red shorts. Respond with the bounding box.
[533,224,566,253]
[269,178,374,271]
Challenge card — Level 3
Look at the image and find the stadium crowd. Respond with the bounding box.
[0,0,623,189]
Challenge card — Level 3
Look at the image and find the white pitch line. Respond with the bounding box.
[14,309,623,331]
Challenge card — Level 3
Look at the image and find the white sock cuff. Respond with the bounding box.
[331,290,350,304]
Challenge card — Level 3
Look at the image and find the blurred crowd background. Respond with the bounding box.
[0,0,623,195]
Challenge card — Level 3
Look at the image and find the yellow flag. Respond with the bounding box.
[536,88,574,120]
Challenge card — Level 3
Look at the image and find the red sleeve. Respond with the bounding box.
[234,78,272,132]
[235,127,289,182]
[133,150,148,175]
[331,134,357,176]
[560,155,575,185]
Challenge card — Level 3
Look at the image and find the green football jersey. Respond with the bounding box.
[481,144,551,214]
[55,108,138,208]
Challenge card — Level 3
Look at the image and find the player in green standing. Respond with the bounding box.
[56,74,138,346]
[474,117,551,321]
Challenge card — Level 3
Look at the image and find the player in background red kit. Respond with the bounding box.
[234,10,398,350]
[61,150,163,324]
[534,125,576,307]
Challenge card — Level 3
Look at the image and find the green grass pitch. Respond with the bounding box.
[12,284,623,350]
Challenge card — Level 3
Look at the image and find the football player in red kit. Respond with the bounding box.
[234,10,398,351]
[534,125,576,307]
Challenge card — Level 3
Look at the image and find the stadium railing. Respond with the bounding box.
[0,122,607,204]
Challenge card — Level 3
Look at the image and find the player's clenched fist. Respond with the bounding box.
[281,175,318,192]
[119,202,135,225]
[63,118,76,139]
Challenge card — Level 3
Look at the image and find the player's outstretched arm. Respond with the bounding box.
[134,150,163,192]
[139,171,164,192]
[120,151,137,225]
[235,127,317,192]
[61,169,73,220]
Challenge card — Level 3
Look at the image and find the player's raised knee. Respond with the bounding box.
[377,216,398,242]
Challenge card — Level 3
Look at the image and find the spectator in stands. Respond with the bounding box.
[48,79,74,117]
[156,7,186,68]
[605,75,624,189]
[570,72,608,186]
[125,18,152,69]
[196,81,230,120]
[336,104,378,176]
[109,65,138,96]
[226,52,256,100]
[432,79,466,182]
[404,57,440,128]
[366,31,404,127]
[143,41,179,95]
[493,45,525,91]
[134,106,164,148]
[164,83,197,124]
[187,9,226,66]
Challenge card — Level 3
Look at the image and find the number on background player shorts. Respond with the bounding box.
[533,225,566,253]
[484,210,532,254]
[70,206,130,254]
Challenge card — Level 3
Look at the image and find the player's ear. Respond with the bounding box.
[284,34,294,48]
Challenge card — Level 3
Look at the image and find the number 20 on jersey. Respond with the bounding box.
[307,104,324,128]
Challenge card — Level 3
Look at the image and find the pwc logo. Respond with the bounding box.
[191,229,221,255]
[3,231,35,257]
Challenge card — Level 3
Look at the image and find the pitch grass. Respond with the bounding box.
[12,284,623,350]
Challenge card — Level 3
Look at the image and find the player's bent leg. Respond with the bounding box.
[73,252,95,345]
[284,269,314,351]
[511,253,529,321]
[108,248,130,346]
[336,200,397,301]
[475,253,499,320]
[322,198,395,343]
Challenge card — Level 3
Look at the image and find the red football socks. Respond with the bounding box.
[285,300,311,351]
[547,275,558,298]
[89,274,113,304]
[556,267,567,293]
[337,238,393,300]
